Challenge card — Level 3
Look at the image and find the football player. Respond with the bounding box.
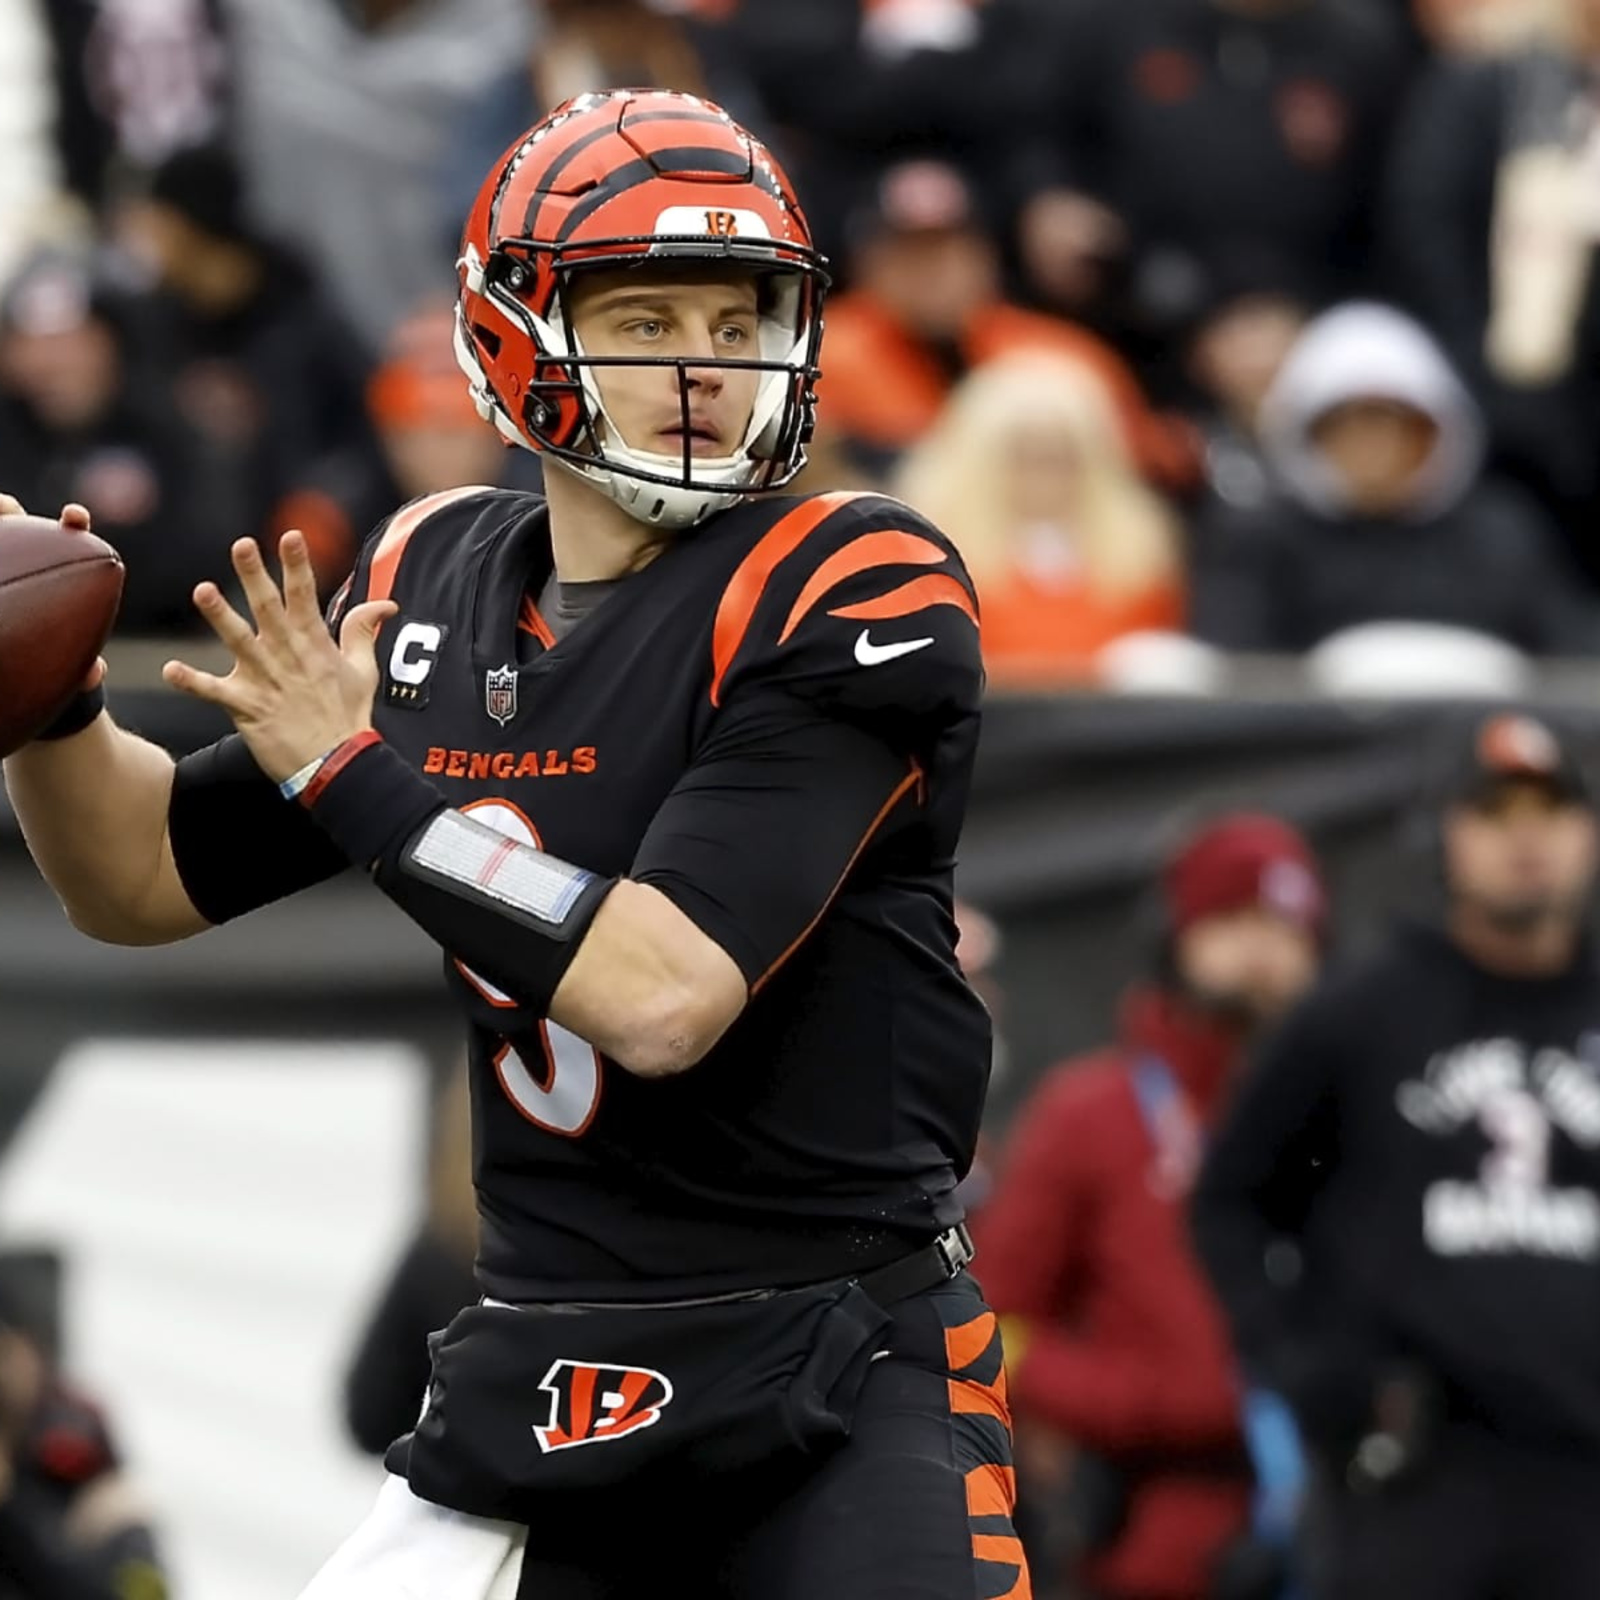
[2,91,1025,1600]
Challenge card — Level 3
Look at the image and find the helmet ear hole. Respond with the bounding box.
[523,378,586,450]
[487,253,530,294]
[471,323,502,359]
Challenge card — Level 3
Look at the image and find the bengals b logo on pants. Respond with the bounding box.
[533,1360,675,1453]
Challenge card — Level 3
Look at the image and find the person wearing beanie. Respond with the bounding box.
[1187,301,1600,657]
[974,812,1327,1600]
[1192,709,1600,1600]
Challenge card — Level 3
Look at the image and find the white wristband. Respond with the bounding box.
[278,750,333,802]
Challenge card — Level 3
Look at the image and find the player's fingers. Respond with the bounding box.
[82,656,106,692]
[162,657,243,708]
[338,599,399,659]
[193,581,269,669]
[230,538,291,641]
[277,529,324,633]
[0,494,25,517]
[59,502,92,532]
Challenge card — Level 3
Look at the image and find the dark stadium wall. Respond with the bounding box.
[1,692,1597,1141]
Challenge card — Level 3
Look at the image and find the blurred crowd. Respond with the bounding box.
[8,5,1600,1598]
[1,0,1599,689]
[976,707,1600,1600]
[14,704,1600,1600]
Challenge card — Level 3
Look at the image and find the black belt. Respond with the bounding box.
[485,1223,976,1314]
[852,1222,975,1306]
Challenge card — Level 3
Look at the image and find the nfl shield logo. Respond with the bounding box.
[485,664,518,727]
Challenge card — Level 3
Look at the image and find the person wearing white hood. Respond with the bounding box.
[1188,301,1600,657]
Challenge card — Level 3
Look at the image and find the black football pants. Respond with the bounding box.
[512,1273,1031,1599]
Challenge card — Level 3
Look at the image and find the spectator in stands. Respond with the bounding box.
[894,354,1186,687]
[0,247,233,634]
[344,1067,479,1458]
[1381,0,1600,589]
[817,157,1186,485]
[0,1277,168,1600]
[39,0,231,215]
[440,0,766,248]
[1178,258,1315,515]
[1193,709,1600,1600]
[718,0,1030,265]
[975,812,1327,1600]
[226,0,533,355]
[1411,0,1570,55]
[1010,0,1410,382]
[367,298,517,505]
[0,0,67,291]
[1187,301,1599,656]
[116,142,389,597]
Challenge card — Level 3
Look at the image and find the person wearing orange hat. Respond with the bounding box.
[364,299,511,509]
[1193,710,1600,1600]
[974,812,1328,1600]
[814,157,1192,488]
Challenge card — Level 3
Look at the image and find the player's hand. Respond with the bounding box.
[0,497,106,689]
[162,531,396,782]
[0,493,92,531]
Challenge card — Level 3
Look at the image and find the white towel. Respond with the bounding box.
[296,1474,526,1600]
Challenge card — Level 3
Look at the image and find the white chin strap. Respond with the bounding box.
[546,421,755,530]
[453,249,810,530]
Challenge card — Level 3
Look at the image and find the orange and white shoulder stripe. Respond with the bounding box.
[709,492,977,706]
[367,485,494,605]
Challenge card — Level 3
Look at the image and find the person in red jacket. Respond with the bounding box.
[974,812,1328,1600]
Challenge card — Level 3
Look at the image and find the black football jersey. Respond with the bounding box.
[170,486,991,1299]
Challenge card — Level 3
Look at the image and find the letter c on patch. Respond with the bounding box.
[390,621,444,685]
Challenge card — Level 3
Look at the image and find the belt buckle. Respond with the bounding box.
[933,1222,975,1279]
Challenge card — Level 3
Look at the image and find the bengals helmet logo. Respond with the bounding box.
[532,1359,674,1453]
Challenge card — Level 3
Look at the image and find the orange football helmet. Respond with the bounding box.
[454,89,828,528]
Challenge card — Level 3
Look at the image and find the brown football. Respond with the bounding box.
[0,516,125,757]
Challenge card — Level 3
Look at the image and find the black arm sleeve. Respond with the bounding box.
[631,689,921,988]
[164,513,400,925]
[1189,979,1400,1446]
[300,692,917,1010]
[168,733,349,925]
[1189,990,1345,1381]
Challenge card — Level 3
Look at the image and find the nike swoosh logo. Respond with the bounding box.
[854,628,935,667]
